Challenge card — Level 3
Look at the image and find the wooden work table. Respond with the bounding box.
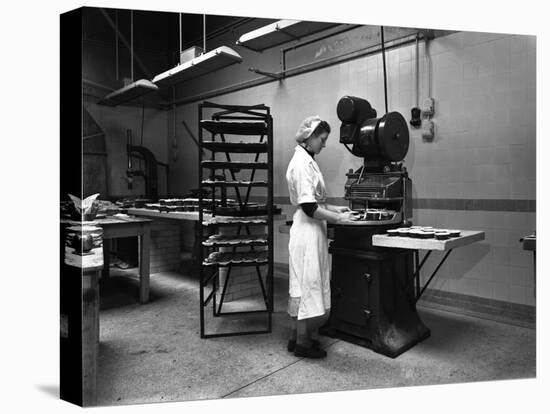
[127,208,286,222]
[61,214,152,406]
[63,215,153,303]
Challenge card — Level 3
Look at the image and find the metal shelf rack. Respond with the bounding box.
[198,101,274,338]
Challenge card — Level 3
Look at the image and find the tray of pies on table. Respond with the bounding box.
[202,234,268,247]
[203,251,269,266]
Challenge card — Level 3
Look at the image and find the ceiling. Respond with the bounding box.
[83,7,255,55]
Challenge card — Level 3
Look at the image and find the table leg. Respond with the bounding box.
[139,226,151,303]
[82,270,99,406]
[533,250,537,297]
[102,239,111,279]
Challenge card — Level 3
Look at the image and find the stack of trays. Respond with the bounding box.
[386,227,461,239]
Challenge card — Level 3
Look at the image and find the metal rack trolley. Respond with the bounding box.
[198,101,274,338]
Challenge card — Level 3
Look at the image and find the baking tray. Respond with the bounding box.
[202,234,268,247]
[200,120,268,135]
[337,213,402,226]
[203,251,269,266]
[202,141,268,153]
[214,205,281,217]
[202,217,268,226]
[201,180,268,187]
[201,161,269,170]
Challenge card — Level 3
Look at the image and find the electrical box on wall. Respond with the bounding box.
[421,120,435,142]
[422,97,435,117]
[410,107,421,128]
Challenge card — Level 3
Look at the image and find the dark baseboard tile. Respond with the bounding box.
[418,288,535,328]
[413,198,536,212]
[269,197,535,212]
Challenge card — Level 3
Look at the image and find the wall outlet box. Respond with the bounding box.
[421,120,435,142]
[422,97,435,116]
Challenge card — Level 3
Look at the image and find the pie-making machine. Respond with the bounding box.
[322,96,430,358]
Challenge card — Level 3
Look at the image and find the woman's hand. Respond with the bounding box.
[336,211,356,223]
[328,204,351,213]
[312,205,358,224]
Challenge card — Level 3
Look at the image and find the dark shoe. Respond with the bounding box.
[294,343,327,359]
[288,339,320,352]
[287,339,296,352]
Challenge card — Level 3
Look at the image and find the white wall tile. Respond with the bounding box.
[485,229,509,246]
[511,179,535,198]
[508,284,535,306]
[508,266,535,287]
[477,280,495,299]
[491,246,511,266]
[490,264,510,283]
[490,281,510,302]
[493,146,511,164]
[509,249,535,268]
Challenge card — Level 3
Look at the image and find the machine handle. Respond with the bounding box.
[363,273,371,282]
[363,309,372,319]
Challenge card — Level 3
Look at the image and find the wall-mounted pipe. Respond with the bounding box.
[415,34,419,108]
[171,32,426,107]
[425,37,432,98]
[380,26,388,114]
[281,24,361,72]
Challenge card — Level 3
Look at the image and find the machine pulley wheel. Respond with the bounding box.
[378,111,409,161]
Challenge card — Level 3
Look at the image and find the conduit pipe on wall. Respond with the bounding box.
[171,32,427,107]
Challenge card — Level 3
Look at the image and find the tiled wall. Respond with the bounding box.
[405,32,536,201]
[149,221,181,274]
[413,209,535,306]
[175,30,536,307]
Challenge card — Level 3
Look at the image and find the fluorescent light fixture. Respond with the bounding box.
[236,20,338,52]
[152,46,242,87]
[97,79,158,107]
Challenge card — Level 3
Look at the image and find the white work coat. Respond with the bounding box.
[286,145,331,320]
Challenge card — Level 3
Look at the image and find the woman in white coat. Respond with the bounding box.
[286,115,354,358]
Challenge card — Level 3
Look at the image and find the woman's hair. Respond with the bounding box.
[312,120,331,137]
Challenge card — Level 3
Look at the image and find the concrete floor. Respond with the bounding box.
[96,269,536,406]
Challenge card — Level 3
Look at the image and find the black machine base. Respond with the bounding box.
[320,324,430,359]
[324,226,430,358]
